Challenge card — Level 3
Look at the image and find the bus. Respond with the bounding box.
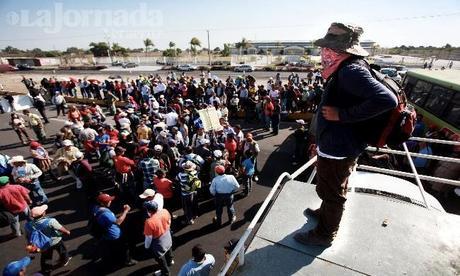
[402,69,460,135]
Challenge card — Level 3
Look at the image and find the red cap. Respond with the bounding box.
[97,193,115,204]
[215,165,225,175]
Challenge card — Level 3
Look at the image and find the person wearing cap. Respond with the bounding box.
[53,139,82,181]
[25,204,71,273]
[51,91,66,117]
[240,150,256,196]
[143,200,174,275]
[2,256,31,276]
[178,244,215,276]
[139,188,164,213]
[92,193,137,267]
[191,128,209,149]
[209,165,239,225]
[178,147,205,173]
[70,151,93,190]
[292,119,310,165]
[242,133,260,182]
[22,110,46,143]
[176,161,201,225]
[10,156,48,205]
[0,176,31,237]
[293,23,398,247]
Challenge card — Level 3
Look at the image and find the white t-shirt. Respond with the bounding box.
[164,112,178,127]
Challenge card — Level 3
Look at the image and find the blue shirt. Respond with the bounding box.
[95,134,110,150]
[94,206,120,240]
[413,146,432,168]
[178,254,215,276]
[242,158,255,176]
[209,174,240,195]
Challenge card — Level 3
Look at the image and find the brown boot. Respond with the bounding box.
[303,208,321,218]
[293,230,333,247]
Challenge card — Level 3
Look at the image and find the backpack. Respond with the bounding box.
[186,173,201,192]
[28,218,52,250]
[329,58,416,148]
[87,208,109,239]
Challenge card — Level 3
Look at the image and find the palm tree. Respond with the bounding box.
[169,41,176,57]
[235,37,251,55]
[190,37,201,56]
[143,38,154,53]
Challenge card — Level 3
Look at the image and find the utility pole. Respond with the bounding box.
[104,32,113,63]
[207,30,211,66]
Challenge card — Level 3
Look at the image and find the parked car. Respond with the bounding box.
[122,62,138,68]
[234,64,254,72]
[111,60,123,66]
[16,64,33,70]
[176,64,197,71]
[0,64,17,73]
[380,67,402,83]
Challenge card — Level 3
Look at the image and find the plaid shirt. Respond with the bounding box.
[139,158,159,185]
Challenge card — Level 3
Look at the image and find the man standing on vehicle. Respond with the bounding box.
[293,23,397,247]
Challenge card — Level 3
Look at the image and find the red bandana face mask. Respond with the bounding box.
[321,48,351,80]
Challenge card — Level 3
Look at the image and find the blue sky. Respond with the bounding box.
[1,0,459,50]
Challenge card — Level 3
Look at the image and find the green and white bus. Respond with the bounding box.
[403,69,460,135]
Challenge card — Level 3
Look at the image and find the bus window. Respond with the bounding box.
[409,80,431,106]
[444,92,460,129]
[424,85,454,117]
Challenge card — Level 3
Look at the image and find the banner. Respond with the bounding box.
[0,95,33,112]
[197,107,223,132]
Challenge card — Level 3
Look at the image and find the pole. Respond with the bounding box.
[207,30,211,66]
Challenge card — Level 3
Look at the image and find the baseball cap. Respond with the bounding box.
[143,201,159,212]
[215,165,225,175]
[31,204,48,218]
[97,193,115,204]
[139,189,155,199]
[3,257,31,276]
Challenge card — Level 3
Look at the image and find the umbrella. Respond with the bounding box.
[69,76,78,82]
[60,77,70,82]
[88,79,101,84]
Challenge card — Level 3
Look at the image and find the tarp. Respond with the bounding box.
[1,95,33,112]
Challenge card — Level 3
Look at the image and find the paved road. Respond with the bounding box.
[0,105,301,275]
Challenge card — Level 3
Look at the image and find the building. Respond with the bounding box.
[230,40,377,56]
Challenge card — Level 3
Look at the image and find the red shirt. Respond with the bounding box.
[0,184,30,214]
[114,155,135,173]
[107,129,119,141]
[144,209,171,238]
[153,177,174,199]
[225,139,237,161]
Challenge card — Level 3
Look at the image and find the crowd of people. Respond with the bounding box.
[1,70,328,275]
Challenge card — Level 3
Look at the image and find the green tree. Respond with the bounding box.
[89,42,110,57]
[190,37,201,56]
[168,41,176,57]
[111,43,128,57]
[220,43,231,56]
[176,48,182,56]
[143,38,154,53]
[3,46,23,54]
[235,38,251,55]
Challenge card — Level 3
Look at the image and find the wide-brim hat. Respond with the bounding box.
[62,139,73,146]
[182,161,196,171]
[314,22,369,57]
[9,155,25,164]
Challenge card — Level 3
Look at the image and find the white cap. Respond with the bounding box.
[213,150,223,158]
[154,144,163,151]
[139,188,155,199]
[62,140,73,146]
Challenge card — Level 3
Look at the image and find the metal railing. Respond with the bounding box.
[218,137,459,275]
[217,157,318,276]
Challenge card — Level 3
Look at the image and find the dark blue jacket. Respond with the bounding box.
[316,61,398,158]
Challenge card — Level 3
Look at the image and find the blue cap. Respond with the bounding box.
[3,257,31,276]
[143,201,159,213]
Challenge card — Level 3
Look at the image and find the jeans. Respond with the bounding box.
[153,248,173,276]
[264,114,271,130]
[41,240,69,273]
[181,192,198,223]
[29,179,48,204]
[241,175,252,195]
[11,206,30,236]
[214,193,235,224]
